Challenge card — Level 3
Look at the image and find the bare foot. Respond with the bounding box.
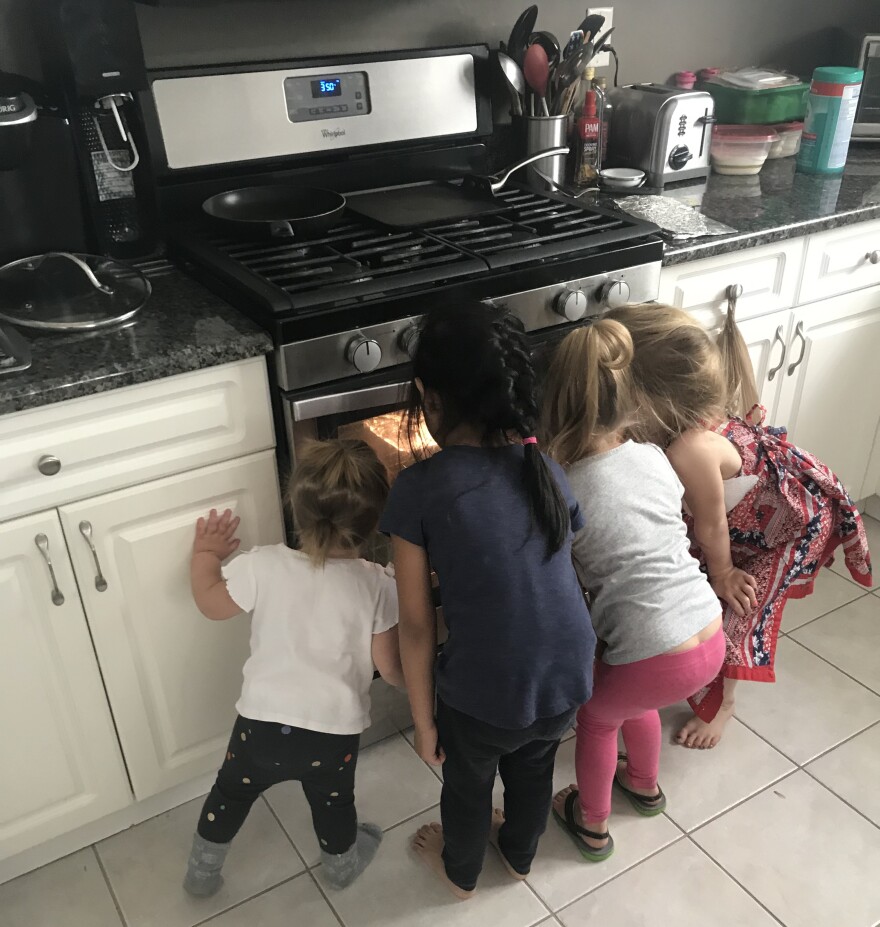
[412,822,475,901]
[675,701,735,749]
[488,808,528,881]
[552,785,609,850]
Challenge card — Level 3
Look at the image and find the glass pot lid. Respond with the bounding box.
[0,252,150,331]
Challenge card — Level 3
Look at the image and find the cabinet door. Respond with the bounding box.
[59,451,284,800]
[0,511,131,858]
[777,286,880,500]
[658,237,806,326]
[733,310,793,424]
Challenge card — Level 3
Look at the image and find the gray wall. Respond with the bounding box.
[2,0,877,87]
[134,0,876,82]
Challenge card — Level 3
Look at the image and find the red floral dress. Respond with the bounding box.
[685,408,873,722]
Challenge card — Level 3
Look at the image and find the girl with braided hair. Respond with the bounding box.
[380,302,595,899]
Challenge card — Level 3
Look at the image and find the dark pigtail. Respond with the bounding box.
[522,440,570,555]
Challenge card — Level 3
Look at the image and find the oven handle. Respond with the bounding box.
[289,381,412,421]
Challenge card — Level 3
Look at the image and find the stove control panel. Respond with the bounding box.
[276,262,661,393]
[285,72,372,123]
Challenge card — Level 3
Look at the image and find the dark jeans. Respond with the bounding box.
[436,699,575,891]
[197,716,360,854]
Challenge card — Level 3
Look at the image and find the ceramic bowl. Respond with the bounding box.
[599,168,646,189]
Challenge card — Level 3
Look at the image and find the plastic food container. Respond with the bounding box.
[766,121,803,158]
[710,125,778,175]
[707,79,810,125]
[675,71,697,90]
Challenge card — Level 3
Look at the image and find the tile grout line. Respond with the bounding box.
[303,869,347,927]
[190,872,312,927]
[90,844,128,927]
[548,832,687,917]
[797,717,880,766]
[783,635,880,699]
[800,765,880,833]
[684,835,788,927]
[781,588,872,635]
[260,793,309,871]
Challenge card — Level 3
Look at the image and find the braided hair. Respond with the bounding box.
[406,302,570,555]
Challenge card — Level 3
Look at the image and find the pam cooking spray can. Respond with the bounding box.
[797,66,863,175]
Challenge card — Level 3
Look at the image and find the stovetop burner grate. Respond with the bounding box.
[169,184,656,318]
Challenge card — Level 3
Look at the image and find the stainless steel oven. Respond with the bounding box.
[854,35,880,141]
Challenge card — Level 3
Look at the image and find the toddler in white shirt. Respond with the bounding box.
[183,439,404,896]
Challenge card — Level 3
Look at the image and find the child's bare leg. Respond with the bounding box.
[676,678,738,749]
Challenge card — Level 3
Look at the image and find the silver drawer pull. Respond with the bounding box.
[787,321,807,376]
[34,534,65,606]
[766,325,786,381]
[37,454,62,476]
[867,250,880,265]
[78,521,108,592]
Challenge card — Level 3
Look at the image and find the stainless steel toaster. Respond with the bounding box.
[606,84,716,187]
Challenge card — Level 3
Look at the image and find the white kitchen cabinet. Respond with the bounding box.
[58,450,284,800]
[732,310,794,424]
[658,237,806,326]
[0,511,131,860]
[776,286,880,499]
[798,219,880,304]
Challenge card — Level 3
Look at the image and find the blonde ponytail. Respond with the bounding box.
[717,298,760,419]
[543,318,635,466]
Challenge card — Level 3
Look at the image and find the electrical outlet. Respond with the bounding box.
[586,6,614,68]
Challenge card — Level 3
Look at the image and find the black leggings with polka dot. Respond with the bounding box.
[197,715,360,854]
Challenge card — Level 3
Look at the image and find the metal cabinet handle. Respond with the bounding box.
[787,321,806,376]
[766,325,786,381]
[37,454,62,476]
[867,250,880,265]
[78,521,108,592]
[34,534,65,606]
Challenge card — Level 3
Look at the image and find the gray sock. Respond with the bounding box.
[183,832,230,897]
[321,823,383,890]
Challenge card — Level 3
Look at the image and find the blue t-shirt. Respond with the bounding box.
[380,444,596,729]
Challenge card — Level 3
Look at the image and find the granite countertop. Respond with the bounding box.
[656,147,880,265]
[0,262,272,415]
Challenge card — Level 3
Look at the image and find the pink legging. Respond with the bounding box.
[576,628,725,822]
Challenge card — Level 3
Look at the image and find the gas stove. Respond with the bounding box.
[144,45,661,467]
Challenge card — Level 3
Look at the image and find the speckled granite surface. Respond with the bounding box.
[0,263,272,415]
[659,147,880,265]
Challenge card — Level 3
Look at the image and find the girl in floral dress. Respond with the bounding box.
[608,302,873,748]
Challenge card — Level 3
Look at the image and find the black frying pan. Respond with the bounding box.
[202,185,346,239]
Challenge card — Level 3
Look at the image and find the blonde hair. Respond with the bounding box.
[290,439,389,566]
[605,303,728,445]
[717,297,760,419]
[542,318,636,466]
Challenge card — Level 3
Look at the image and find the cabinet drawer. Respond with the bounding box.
[0,358,275,522]
[798,219,880,304]
[658,238,806,327]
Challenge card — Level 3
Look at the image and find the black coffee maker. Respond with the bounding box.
[0,0,158,264]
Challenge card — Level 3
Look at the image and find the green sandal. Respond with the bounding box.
[552,789,615,862]
[614,753,667,816]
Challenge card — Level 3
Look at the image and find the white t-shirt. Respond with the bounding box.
[222,545,399,735]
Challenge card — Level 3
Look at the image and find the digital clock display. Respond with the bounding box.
[311,78,342,98]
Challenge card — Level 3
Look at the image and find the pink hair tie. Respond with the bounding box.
[522,437,538,446]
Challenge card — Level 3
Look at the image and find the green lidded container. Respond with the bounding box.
[707,80,810,125]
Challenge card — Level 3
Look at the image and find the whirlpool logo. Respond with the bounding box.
[321,128,346,139]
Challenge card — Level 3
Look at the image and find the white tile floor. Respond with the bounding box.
[3,521,880,927]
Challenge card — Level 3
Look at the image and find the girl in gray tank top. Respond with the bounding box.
[540,318,723,865]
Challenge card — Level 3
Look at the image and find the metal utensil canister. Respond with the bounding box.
[516,115,569,190]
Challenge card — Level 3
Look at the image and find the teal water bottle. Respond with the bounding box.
[797,66,864,175]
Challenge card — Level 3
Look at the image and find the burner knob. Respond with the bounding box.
[554,288,588,321]
[346,337,382,373]
[398,325,420,359]
[598,280,631,309]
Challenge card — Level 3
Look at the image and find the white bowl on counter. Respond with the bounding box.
[600,168,646,189]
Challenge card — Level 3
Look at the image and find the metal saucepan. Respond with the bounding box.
[202,185,346,239]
